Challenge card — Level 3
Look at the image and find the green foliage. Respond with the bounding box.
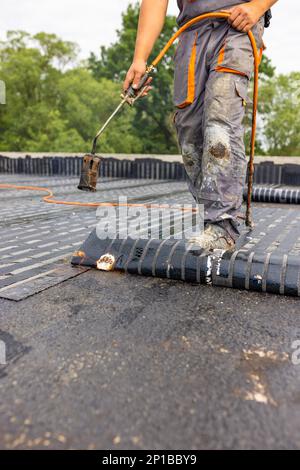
[0,3,299,156]
[0,30,140,152]
[57,70,143,152]
[259,54,276,80]
[260,72,300,156]
[0,30,78,151]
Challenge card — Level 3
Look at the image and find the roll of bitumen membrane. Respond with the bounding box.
[247,186,300,204]
[72,207,300,297]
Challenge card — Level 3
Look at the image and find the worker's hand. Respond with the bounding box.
[123,60,153,97]
[226,2,264,33]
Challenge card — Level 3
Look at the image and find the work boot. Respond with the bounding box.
[188,222,236,251]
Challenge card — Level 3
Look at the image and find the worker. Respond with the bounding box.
[123,0,278,250]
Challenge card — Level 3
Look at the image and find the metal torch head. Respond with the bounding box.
[78,154,102,192]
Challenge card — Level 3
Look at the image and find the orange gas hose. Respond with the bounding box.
[0,12,259,225]
[0,183,198,213]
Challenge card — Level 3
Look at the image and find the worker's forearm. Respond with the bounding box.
[133,0,169,63]
[250,0,279,16]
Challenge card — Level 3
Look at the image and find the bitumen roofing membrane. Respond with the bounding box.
[1,173,300,449]
[72,206,300,298]
[0,174,300,299]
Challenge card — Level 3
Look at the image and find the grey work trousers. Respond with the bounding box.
[173,17,264,236]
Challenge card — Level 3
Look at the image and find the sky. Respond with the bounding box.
[0,1,299,74]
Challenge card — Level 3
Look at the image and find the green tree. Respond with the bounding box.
[260,72,300,156]
[0,31,78,151]
[0,31,141,152]
[57,69,142,153]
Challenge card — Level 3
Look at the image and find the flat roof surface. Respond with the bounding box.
[0,174,300,449]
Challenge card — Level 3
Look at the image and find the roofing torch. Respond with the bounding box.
[78,66,154,192]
